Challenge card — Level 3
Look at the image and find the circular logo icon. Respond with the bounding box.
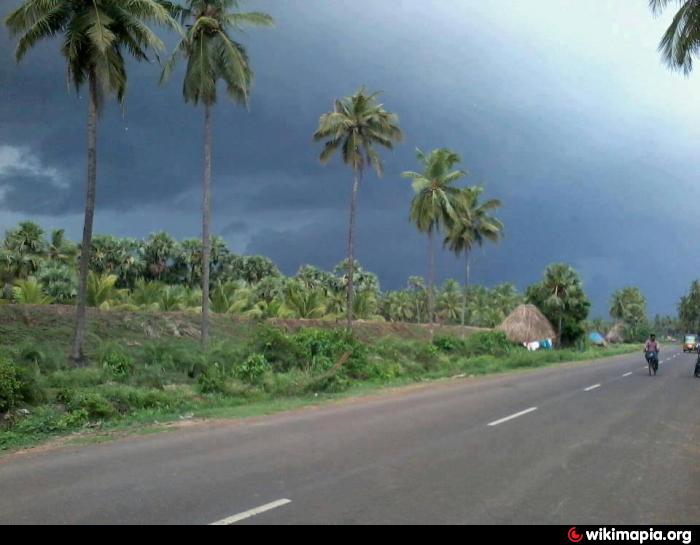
[568,527,584,543]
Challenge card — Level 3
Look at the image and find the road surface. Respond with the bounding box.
[1,347,698,525]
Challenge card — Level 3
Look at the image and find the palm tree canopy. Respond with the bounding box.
[314,88,403,175]
[541,263,584,311]
[161,0,273,106]
[651,0,700,74]
[610,286,647,326]
[404,148,467,234]
[445,186,504,255]
[5,0,179,107]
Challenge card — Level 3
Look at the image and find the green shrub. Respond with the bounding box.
[15,365,46,405]
[207,342,248,374]
[464,331,512,357]
[100,346,135,380]
[410,342,441,367]
[251,326,305,372]
[198,363,228,394]
[3,406,89,439]
[359,355,403,381]
[261,370,310,396]
[101,385,187,413]
[463,355,499,374]
[433,335,466,353]
[47,368,104,389]
[142,342,200,374]
[250,327,367,375]
[0,355,22,412]
[58,409,89,428]
[67,392,115,419]
[9,407,66,435]
[130,366,166,390]
[142,342,177,370]
[308,372,351,393]
[235,354,269,385]
[18,346,45,367]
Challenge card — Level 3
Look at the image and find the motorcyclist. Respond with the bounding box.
[644,334,660,370]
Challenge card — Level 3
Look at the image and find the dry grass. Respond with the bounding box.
[497,304,556,344]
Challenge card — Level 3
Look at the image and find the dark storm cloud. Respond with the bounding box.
[0,173,70,214]
[221,220,249,236]
[1,0,699,316]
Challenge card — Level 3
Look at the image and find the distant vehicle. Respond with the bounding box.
[683,334,697,353]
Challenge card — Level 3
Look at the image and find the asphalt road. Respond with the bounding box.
[1,347,698,525]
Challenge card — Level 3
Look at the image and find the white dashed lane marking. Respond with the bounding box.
[209,499,292,525]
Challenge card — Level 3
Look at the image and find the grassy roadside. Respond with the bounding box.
[0,321,640,454]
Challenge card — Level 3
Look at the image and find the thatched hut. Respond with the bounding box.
[497,304,556,344]
[605,322,625,344]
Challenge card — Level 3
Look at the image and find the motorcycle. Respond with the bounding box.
[695,348,700,378]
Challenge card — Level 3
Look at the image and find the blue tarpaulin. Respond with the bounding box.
[589,332,606,346]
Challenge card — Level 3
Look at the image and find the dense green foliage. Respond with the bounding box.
[678,280,700,333]
[0,310,637,451]
[610,287,651,342]
[610,287,647,327]
[0,221,526,328]
[526,263,591,345]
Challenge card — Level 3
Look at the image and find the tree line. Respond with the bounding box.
[0,220,523,326]
[1,219,668,347]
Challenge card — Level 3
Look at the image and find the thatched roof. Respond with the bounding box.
[497,304,556,344]
[606,322,625,344]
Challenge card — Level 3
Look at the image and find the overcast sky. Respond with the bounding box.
[1,0,699,317]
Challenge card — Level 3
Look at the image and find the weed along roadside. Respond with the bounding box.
[0,306,637,453]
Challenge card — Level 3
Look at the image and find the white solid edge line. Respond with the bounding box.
[623,372,633,377]
[488,407,538,427]
[584,384,601,392]
[210,499,292,525]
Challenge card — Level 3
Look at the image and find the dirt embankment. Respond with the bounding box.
[0,304,490,344]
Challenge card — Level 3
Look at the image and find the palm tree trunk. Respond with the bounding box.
[201,103,212,347]
[428,228,435,336]
[70,70,98,366]
[346,168,362,330]
[461,251,470,338]
[557,315,563,348]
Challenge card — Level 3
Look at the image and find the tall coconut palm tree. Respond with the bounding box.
[314,88,403,330]
[403,148,466,329]
[5,0,179,364]
[650,0,700,74]
[161,0,273,346]
[445,186,503,330]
